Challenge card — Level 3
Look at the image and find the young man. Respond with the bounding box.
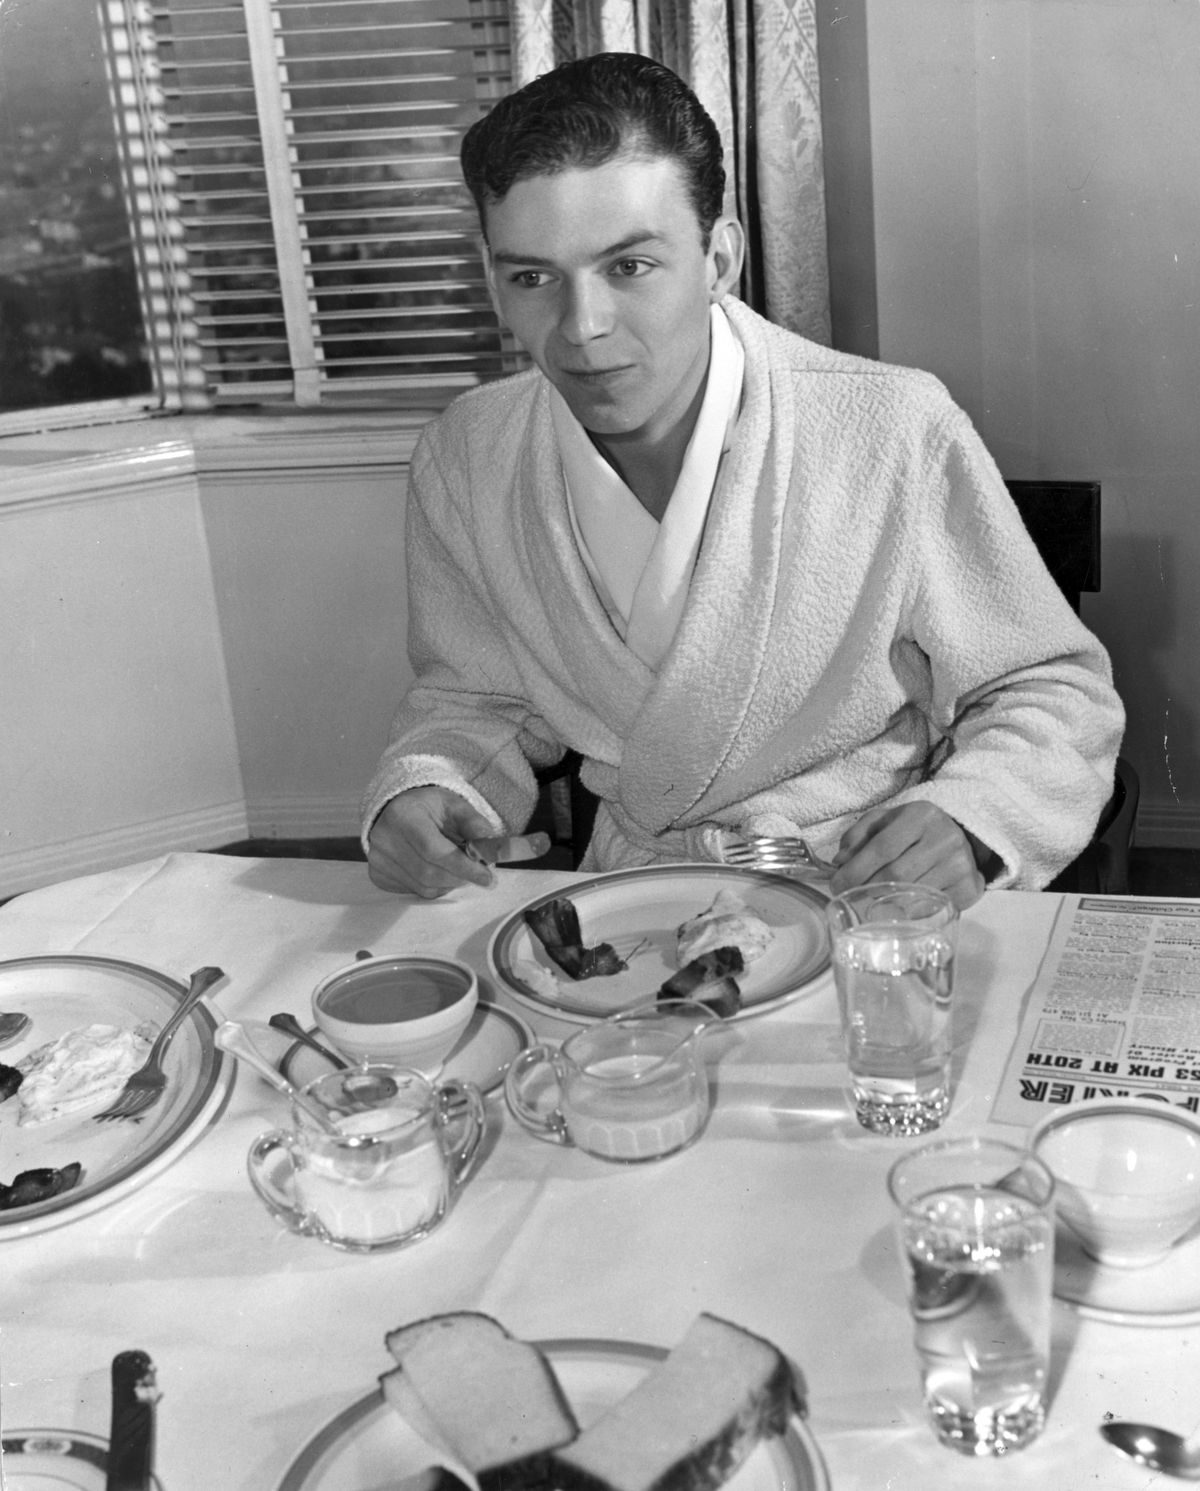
[363,53,1124,908]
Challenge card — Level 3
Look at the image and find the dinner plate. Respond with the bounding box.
[280,1001,533,1098]
[0,1429,163,1489]
[488,865,831,1023]
[276,1336,829,1491]
[1053,1222,1200,1326]
[0,955,233,1239]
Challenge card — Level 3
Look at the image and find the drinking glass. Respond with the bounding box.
[825,881,958,1134]
[888,1136,1056,1457]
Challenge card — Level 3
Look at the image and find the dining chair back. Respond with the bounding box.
[1004,479,1101,615]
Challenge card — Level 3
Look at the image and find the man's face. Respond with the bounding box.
[482,153,743,445]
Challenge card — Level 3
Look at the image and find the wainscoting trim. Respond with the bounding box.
[244,794,364,841]
[0,440,198,515]
[0,802,251,899]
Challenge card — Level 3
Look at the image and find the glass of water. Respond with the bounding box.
[826,882,958,1134]
[888,1136,1056,1457]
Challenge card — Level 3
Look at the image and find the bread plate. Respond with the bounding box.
[0,1429,163,1489]
[0,955,233,1239]
[277,1335,829,1491]
[488,865,831,1024]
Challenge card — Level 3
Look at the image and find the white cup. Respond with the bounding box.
[1031,1098,1200,1268]
[312,955,477,1076]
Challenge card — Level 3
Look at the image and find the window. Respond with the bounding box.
[0,0,154,418]
[0,0,513,425]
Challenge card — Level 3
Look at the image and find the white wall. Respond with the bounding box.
[841,0,1200,843]
[0,416,425,895]
[1,440,247,892]
[194,417,419,839]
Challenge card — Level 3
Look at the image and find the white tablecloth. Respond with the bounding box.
[0,852,1191,1489]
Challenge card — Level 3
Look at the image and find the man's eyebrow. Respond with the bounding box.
[489,230,665,267]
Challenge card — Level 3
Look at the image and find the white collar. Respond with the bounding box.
[551,303,745,668]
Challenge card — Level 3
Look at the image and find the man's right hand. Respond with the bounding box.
[366,787,551,898]
[366,787,501,898]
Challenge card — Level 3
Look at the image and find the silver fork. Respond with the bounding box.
[723,834,837,877]
[94,965,225,1121]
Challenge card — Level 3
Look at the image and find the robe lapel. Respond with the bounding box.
[503,387,656,751]
[616,304,796,832]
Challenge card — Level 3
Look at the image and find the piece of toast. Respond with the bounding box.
[545,1313,800,1491]
[382,1312,579,1489]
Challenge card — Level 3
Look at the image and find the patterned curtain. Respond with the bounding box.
[508,0,830,344]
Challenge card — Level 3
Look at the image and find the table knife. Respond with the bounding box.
[106,1349,160,1491]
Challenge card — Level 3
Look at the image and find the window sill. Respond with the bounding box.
[0,404,449,507]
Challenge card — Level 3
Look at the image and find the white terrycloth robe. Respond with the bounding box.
[362,298,1125,888]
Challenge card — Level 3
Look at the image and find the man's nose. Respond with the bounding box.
[559,279,612,343]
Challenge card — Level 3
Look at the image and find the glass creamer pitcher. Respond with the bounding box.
[503,1000,724,1163]
[248,1064,483,1252]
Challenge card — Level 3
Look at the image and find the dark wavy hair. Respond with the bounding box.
[461,53,726,245]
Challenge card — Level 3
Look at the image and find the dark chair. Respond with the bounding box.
[1005,480,1102,611]
[533,750,598,870]
[1006,480,1138,894]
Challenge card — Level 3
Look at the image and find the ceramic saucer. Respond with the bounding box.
[1053,1221,1200,1325]
[280,1001,532,1098]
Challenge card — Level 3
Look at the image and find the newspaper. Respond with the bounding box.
[992,895,1200,1127]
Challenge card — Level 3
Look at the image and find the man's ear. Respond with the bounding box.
[707,217,746,301]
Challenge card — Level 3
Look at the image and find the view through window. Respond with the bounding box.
[0,0,154,415]
[0,0,512,422]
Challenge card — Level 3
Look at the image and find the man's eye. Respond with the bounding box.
[612,258,650,278]
[509,270,548,288]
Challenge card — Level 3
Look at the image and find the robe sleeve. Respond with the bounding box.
[885,407,1125,887]
[706,400,1124,889]
[359,427,566,847]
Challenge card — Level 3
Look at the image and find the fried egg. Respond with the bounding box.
[676,888,774,968]
[16,1022,154,1125]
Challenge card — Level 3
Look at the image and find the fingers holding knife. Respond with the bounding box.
[462,832,552,868]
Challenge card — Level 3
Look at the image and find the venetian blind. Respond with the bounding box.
[101,0,512,408]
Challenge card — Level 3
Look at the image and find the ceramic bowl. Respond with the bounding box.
[1030,1098,1200,1268]
[312,955,477,1077]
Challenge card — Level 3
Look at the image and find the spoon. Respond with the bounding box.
[214,1019,344,1134]
[268,1012,349,1070]
[0,1011,31,1048]
[1102,1419,1200,1479]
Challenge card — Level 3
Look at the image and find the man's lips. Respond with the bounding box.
[559,364,634,383]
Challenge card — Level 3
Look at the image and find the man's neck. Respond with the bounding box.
[588,371,709,522]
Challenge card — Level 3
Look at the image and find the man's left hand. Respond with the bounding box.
[831,802,990,910]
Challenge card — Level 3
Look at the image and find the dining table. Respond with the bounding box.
[0,848,1195,1491]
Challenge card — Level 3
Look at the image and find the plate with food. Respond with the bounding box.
[0,955,233,1238]
[278,1312,828,1491]
[488,865,830,1023]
